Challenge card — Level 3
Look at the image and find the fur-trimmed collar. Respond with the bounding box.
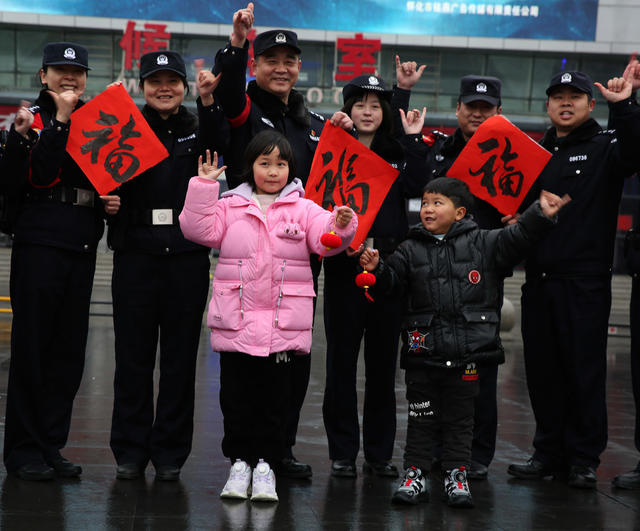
[247,81,310,128]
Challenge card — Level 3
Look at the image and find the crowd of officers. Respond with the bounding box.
[3,0,640,497]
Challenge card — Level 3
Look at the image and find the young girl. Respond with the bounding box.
[179,130,357,502]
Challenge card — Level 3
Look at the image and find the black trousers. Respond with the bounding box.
[4,243,96,472]
[472,364,498,466]
[630,277,640,453]
[521,275,610,468]
[403,366,480,472]
[219,351,292,467]
[322,266,403,462]
[110,250,209,468]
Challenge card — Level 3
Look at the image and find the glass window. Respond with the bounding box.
[17,29,65,76]
[0,29,15,73]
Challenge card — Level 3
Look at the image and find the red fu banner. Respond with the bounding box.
[305,122,399,249]
[447,115,551,216]
[66,83,168,195]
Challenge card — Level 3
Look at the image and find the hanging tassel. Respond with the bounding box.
[355,269,376,302]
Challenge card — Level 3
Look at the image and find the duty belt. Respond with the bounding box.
[26,186,95,207]
[127,208,180,226]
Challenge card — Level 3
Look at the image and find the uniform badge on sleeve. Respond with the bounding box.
[468,270,481,284]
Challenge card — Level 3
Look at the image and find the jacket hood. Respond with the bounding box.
[247,81,310,128]
[142,104,197,135]
[221,177,306,201]
[541,117,601,149]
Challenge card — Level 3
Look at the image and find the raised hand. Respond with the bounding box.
[539,189,571,218]
[335,205,354,228]
[48,89,78,123]
[622,51,640,92]
[100,195,121,215]
[359,248,380,270]
[14,100,33,138]
[329,111,354,132]
[231,2,255,47]
[594,76,633,103]
[197,70,222,106]
[198,149,227,181]
[400,107,426,135]
[395,55,427,90]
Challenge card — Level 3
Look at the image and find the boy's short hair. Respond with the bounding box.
[423,177,474,211]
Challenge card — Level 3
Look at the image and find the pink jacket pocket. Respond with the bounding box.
[210,282,243,330]
[274,284,316,331]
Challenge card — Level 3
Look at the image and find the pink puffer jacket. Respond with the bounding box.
[179,177,357,357]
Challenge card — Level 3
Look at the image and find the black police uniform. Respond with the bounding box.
[4,88,106,474]
[519,95,640,472]
[213,31,324,468]
[321,77,428,471]
[420,126,506,469]
[108,76,228,471]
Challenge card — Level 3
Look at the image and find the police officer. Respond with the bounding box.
[108,50,227,481]
[508,67,640,488]
[614,222,640,489]
[210,2,350,478]
[4,42,119,480]
[419,75,505,479]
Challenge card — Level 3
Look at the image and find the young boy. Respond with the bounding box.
[359,177,569,507]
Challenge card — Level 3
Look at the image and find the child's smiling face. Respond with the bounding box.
[420,192,466,235]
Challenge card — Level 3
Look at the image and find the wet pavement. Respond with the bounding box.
[0,247,638,529]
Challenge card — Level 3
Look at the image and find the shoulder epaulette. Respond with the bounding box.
[422,129,447,146]
[309,110,325,122]
[597,129,616,135]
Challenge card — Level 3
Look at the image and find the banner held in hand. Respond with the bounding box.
[305,122,399,250]
[66,83,168,195]
[447,115,551,216]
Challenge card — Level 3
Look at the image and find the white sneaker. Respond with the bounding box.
[221,459,252,499]
[251,459,278,502]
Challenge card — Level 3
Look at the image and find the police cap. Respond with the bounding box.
[342,75,392,103]
[459,75,501,106]
[42,42,90,71]
[253,30,302,57]
[546,71,593,98]
[139,51,187,81]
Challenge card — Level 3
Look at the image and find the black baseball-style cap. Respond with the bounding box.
[459,75,501,106]
[342,75,392,103]
[546,71,593,98]
[253,30,301,57]
[42,42,90,70]
[139,51,187,81]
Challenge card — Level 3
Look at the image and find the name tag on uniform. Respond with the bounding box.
[152,209,173,225]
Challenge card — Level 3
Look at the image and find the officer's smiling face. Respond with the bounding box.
[546,86,595,137]
[252,47,301,104]
[142,70,186,119]
[40,65,87,97]
[456,100,500,141]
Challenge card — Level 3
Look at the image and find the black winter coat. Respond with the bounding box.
[107,101,227,255]
[375,203,553,369]
[213,40,324,188]
[521,98,640,277]
[13,90,105,253]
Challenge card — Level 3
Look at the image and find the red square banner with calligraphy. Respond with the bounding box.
[66,84,169,195]
[447,115,551,216]
[305,123,399,250]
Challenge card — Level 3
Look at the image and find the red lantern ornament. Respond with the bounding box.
[355,269,376,302]
[318,231,342,260]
